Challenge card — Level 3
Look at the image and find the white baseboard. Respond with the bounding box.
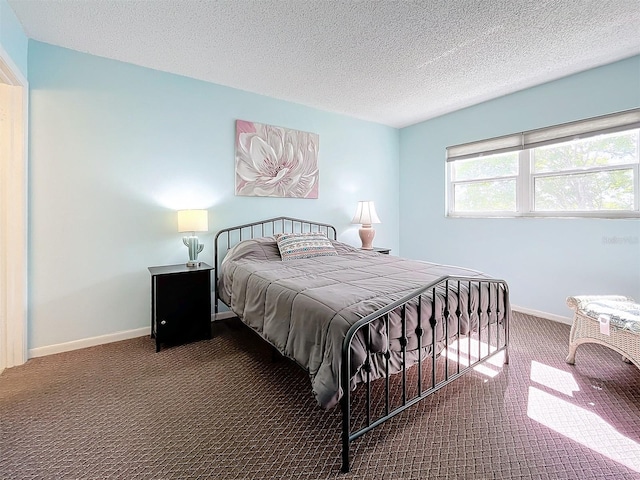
[29,326,151,359]
[511,304,572,325]
[28,314,236,359]
[27,307,566,359]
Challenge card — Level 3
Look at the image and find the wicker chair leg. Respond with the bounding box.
[566,343,577,365]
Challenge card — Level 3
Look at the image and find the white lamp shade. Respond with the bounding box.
[177,209,209,233]
[351,201,381,225]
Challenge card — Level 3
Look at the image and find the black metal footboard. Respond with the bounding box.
[340,276,510,472]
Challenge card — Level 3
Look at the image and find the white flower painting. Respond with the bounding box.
[235,120,319,198]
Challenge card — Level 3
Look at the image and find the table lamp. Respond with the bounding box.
[351,200,381,250]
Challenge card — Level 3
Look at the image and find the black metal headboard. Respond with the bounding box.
[213,216,338,316]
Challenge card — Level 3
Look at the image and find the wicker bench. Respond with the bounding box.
[566,295,640,370]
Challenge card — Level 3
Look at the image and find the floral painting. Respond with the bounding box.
[235,120,319,198]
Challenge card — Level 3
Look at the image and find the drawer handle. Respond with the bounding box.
[160,320,167,325]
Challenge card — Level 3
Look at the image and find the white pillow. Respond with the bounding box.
[274,232,338,261]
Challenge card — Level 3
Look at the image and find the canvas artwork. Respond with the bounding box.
[235,120,319,198]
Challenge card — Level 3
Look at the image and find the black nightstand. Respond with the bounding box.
[368,247,391,255]
[149,263,213,352]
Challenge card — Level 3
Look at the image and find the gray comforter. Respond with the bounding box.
[218,237,508,409]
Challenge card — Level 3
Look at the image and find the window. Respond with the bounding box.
[447,109,640,218]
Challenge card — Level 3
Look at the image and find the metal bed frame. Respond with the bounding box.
[214,217,510,473]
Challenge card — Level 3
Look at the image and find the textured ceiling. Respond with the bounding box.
[8,0,640,128]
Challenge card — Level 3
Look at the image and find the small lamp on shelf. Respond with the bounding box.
[177,209,209,267]
[351,200,381,250]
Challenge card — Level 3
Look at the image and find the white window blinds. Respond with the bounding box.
[446,108,640,162]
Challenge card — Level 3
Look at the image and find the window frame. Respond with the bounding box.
[446,111,640,219]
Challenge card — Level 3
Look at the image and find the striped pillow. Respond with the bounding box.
[274,232,338,261]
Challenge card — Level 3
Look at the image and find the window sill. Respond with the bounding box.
[447,211,640,219]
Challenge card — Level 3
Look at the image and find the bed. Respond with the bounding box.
[214,217,510,472]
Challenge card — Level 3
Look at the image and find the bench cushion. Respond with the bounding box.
[582,300,640,334]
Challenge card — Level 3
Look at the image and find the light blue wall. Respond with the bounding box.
[0,0,27,77]
[24,39,640,348]
[28,41,399,349]
[399,56,640,319]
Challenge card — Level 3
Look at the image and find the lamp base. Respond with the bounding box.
[358,225,375,250]
[183,235,205,268]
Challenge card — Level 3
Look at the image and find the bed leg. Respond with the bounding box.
[341,391,351,473]
[504,347,509,365]
[341,449,350,473]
